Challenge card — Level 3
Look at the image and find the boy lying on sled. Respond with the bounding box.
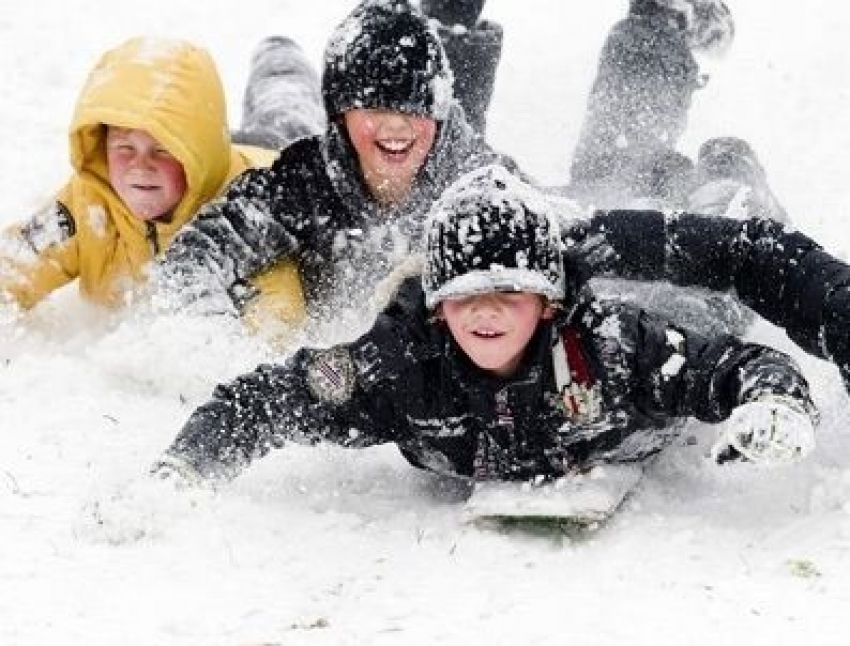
[152,165,818,522]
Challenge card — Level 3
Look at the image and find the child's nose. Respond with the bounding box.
[380,113,414,133]
[130,153,156,170]
[471,295,502,314]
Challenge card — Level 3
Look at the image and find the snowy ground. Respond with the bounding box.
[2,1,850,644]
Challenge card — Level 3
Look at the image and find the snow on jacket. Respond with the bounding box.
[155,102,520,327]
[0,37,304,323]
[563,209,850,390]
[161,275,814,482]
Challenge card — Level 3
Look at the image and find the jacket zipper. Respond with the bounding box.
[146,221,161,255]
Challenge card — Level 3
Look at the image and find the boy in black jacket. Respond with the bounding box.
[153,0,520,330]
[153,166,818,494]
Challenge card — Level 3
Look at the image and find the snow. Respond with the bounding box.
[2,1,850,644]
[661,328,686,376]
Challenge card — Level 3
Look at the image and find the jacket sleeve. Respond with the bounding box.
[824,285,850,388]
[158,276,430,480]
[0,202,79,309]
[630,307,815,424]
[152,162,305,316]
[565,210,850,371]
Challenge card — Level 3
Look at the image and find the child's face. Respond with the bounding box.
[106,126,187,222]
[343,109,437,206]
[439,292,554,378]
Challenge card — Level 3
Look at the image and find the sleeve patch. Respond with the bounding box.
[306,347,356,404]
[21,202,76,254]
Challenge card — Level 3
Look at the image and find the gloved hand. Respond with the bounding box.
[420,0,485,29]
[150,454,206,489]
[712,395,817,467]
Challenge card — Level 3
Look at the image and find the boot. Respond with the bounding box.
[689,136,789,223]
[630,0,734,55]
[233,36,325,150]
[420,0,485,29]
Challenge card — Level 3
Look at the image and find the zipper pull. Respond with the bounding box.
[146,221,160,255]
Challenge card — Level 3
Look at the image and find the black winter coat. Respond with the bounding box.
[163,276,814,482]
[568,210,850,389]
[156,103,519,322]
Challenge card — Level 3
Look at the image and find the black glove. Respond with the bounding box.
[420,0,485,29]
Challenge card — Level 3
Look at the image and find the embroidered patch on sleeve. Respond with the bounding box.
[306,347,356,404]
[21,202,76,254]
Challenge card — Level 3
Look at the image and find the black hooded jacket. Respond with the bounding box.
[155,103,519,323]
[162,276,814,482]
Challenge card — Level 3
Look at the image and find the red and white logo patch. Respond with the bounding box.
[306,347,356,404]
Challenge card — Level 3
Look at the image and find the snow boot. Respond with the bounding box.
[232,36,325,150]
[689,136,789,223]
[629,0,735,55]
[420,0,485,29]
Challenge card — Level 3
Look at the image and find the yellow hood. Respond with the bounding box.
[69,37,233,236]
[2,36,305,329]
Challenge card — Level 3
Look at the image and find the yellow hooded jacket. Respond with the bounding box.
[0,37,304,331]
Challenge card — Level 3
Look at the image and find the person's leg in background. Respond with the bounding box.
[568,0,709,209]
[233,36,325,150]
[421,0,502,135]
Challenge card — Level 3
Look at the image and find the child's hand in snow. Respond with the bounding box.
[150,454,206,489]
[712,395,817,467]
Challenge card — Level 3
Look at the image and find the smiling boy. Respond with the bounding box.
[153,166,818,491]
[440,291,553,378]
[343,108,438,206]
[105,127,188,224]
[153,0,519,329]
[0,37,304,328]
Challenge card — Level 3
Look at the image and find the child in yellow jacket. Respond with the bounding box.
[0,36,308,338]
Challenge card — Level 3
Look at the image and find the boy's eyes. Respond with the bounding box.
[107,139,137,152]
[496,290,528,302]
[107,142,174,157]
[449,292,529,306]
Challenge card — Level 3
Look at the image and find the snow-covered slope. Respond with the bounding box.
[1,2,849,644]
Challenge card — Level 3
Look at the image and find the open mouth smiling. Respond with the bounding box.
[375,138,415,159]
